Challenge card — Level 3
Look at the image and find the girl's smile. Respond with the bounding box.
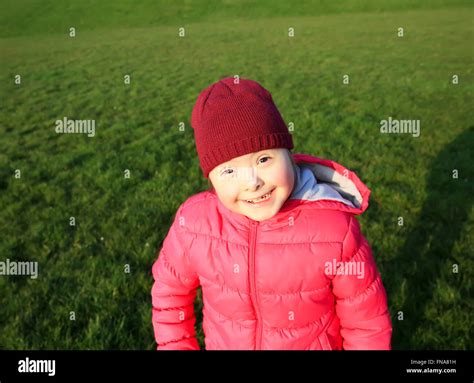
[240,187,276,206]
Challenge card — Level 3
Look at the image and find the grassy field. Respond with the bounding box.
[0,0,473,350]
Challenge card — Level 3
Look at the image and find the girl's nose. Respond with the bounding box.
[244,167,263,191]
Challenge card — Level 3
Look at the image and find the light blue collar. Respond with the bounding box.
[289,164,356,207]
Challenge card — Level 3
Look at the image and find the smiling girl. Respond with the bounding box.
[151,77,392,350]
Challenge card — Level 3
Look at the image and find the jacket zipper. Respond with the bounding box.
[248,220,263,350]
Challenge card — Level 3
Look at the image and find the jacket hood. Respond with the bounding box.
[290,153,370,215]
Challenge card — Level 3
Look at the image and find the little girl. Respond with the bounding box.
[151,77,392,350]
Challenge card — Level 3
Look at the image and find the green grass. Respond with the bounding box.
[0,1,473,349]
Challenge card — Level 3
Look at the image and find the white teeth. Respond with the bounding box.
[246,190,272,203]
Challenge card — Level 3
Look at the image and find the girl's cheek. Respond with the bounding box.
[232,186,243,203]
[219,183,239,203]
[270,166,293,187]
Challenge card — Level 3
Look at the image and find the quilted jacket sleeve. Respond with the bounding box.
[151,207,200,350]
[332,215,392,350]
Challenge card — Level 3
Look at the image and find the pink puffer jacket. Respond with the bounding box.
[151,153,392,350]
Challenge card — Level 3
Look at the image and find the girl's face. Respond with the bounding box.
[209,149,295,222]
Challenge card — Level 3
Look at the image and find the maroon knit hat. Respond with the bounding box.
[191,77,294,178]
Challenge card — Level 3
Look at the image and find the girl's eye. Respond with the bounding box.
[258,156,271,164]
[221,168,234,176]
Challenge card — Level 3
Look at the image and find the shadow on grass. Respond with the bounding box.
[385,126,473,349]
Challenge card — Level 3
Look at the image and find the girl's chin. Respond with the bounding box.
[246,211,277,221]
[238,201,280,221]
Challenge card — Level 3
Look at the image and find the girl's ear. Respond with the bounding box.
[207,178,214,190]
[288,149,295,165]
